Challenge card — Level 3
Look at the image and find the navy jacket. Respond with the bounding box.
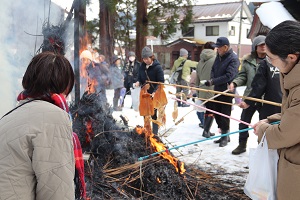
[245,60,282,119]
[211,48,239,92]
[138,59,164,94]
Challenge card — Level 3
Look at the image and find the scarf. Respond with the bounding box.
[17,91,86,199]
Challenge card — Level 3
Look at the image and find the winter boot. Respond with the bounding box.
[219,130,229,147]
[181,103,190,107]
[202,115,215,138]
[232,141,247,155]
[214,133,230,144]
[113,98,122,111]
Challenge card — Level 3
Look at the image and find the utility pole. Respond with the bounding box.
[74,0,80,104]
[237,0,244,58]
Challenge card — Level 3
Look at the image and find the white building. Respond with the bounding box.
[147,2,253,68]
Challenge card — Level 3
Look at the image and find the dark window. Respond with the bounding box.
[206,26,219,36]
[183,27,194,37]
[230,26,235,36]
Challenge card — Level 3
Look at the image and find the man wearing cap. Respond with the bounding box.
[171,48,198,107]
[202,37,239,147]
[134,46,164,134]
[228,35,268,154]
[122,51,141,107]
[110,55,124,111]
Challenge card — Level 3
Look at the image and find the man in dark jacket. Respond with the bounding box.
[203,37,239,147]
[134,46,164,134]
[123,51,140,107]
[229,35,267,155]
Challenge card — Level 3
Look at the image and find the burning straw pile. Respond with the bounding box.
[70,87,248,199]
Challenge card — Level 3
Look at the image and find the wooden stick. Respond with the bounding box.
[147,80,282,107]
[168,91,236,106]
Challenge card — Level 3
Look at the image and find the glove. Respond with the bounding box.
[200,80,207,85]
[204,80,213,86]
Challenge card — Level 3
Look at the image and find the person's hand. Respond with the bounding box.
[228,82,236,92]
[134,81,140,88]
[204,80,213,86]
[239,101,250,109]
[253,119,268,135]
[200,80,207,85]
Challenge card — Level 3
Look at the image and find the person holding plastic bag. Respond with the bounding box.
[252,20,300,199]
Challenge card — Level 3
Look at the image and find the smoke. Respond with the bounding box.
[0,0,67,116]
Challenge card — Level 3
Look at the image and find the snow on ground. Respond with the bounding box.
[107,85,258,183]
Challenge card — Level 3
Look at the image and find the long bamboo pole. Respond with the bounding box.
[147,81,282,107]
[169,91,236,106]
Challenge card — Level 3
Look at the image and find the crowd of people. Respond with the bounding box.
[1,20,299,199]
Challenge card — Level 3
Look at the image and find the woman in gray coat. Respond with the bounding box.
[110,55,124,111]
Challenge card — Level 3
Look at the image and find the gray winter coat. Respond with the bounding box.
[195,49,216,99]
[109,64,124,89]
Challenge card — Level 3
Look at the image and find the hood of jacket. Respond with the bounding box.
[200,49,216,62]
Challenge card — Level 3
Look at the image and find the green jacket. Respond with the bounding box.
[232,52,260,96]
[171,57,198,82]
[195,49,216,99]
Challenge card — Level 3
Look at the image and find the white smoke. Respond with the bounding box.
[0,0,66,116]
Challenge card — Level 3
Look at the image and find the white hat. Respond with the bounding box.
[80,50,93,60]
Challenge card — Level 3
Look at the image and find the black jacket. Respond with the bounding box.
[211,48,239,92]
[138,59,164,94]
[245,60,282,119]
[123,60,140,87]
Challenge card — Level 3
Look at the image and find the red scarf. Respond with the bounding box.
[17,91,86,199]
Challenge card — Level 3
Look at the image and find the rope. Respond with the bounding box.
[138,121,280,161]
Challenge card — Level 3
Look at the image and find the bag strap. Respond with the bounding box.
[1,99,37,120]
[176,60,186,71]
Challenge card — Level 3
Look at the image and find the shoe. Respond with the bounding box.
[181,103,190,107]
[199,123,203,128]
[202,115,214,138]
[202,131,215,138]
[113,107,122,111]
[232,141,247,155]
[214,136,230,143]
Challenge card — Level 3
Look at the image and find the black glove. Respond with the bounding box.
[205,80,213,86]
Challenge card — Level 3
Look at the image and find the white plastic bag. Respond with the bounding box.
[194,99,206,112]
[131,87,141,112]
[244,133,279,200]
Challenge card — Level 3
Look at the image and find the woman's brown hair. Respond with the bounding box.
[22,52,74,97]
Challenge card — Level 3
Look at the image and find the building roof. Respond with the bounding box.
[166,38,205,48]
[158,2,252,23]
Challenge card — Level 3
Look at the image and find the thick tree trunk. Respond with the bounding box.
[99,0,115,63]
[135,0,148,61]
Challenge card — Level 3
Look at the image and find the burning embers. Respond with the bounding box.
[135,125,186,174]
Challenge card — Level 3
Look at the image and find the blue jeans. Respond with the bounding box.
[196,111,204,125]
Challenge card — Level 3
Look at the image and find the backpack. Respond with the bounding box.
[170,60,186,84]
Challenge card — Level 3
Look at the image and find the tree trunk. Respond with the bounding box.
[135,0,148,61]
[99,0,115,63]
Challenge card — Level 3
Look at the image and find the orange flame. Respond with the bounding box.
[134,126,186,174]
[85,120,94,144]
[156,177,161,183]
